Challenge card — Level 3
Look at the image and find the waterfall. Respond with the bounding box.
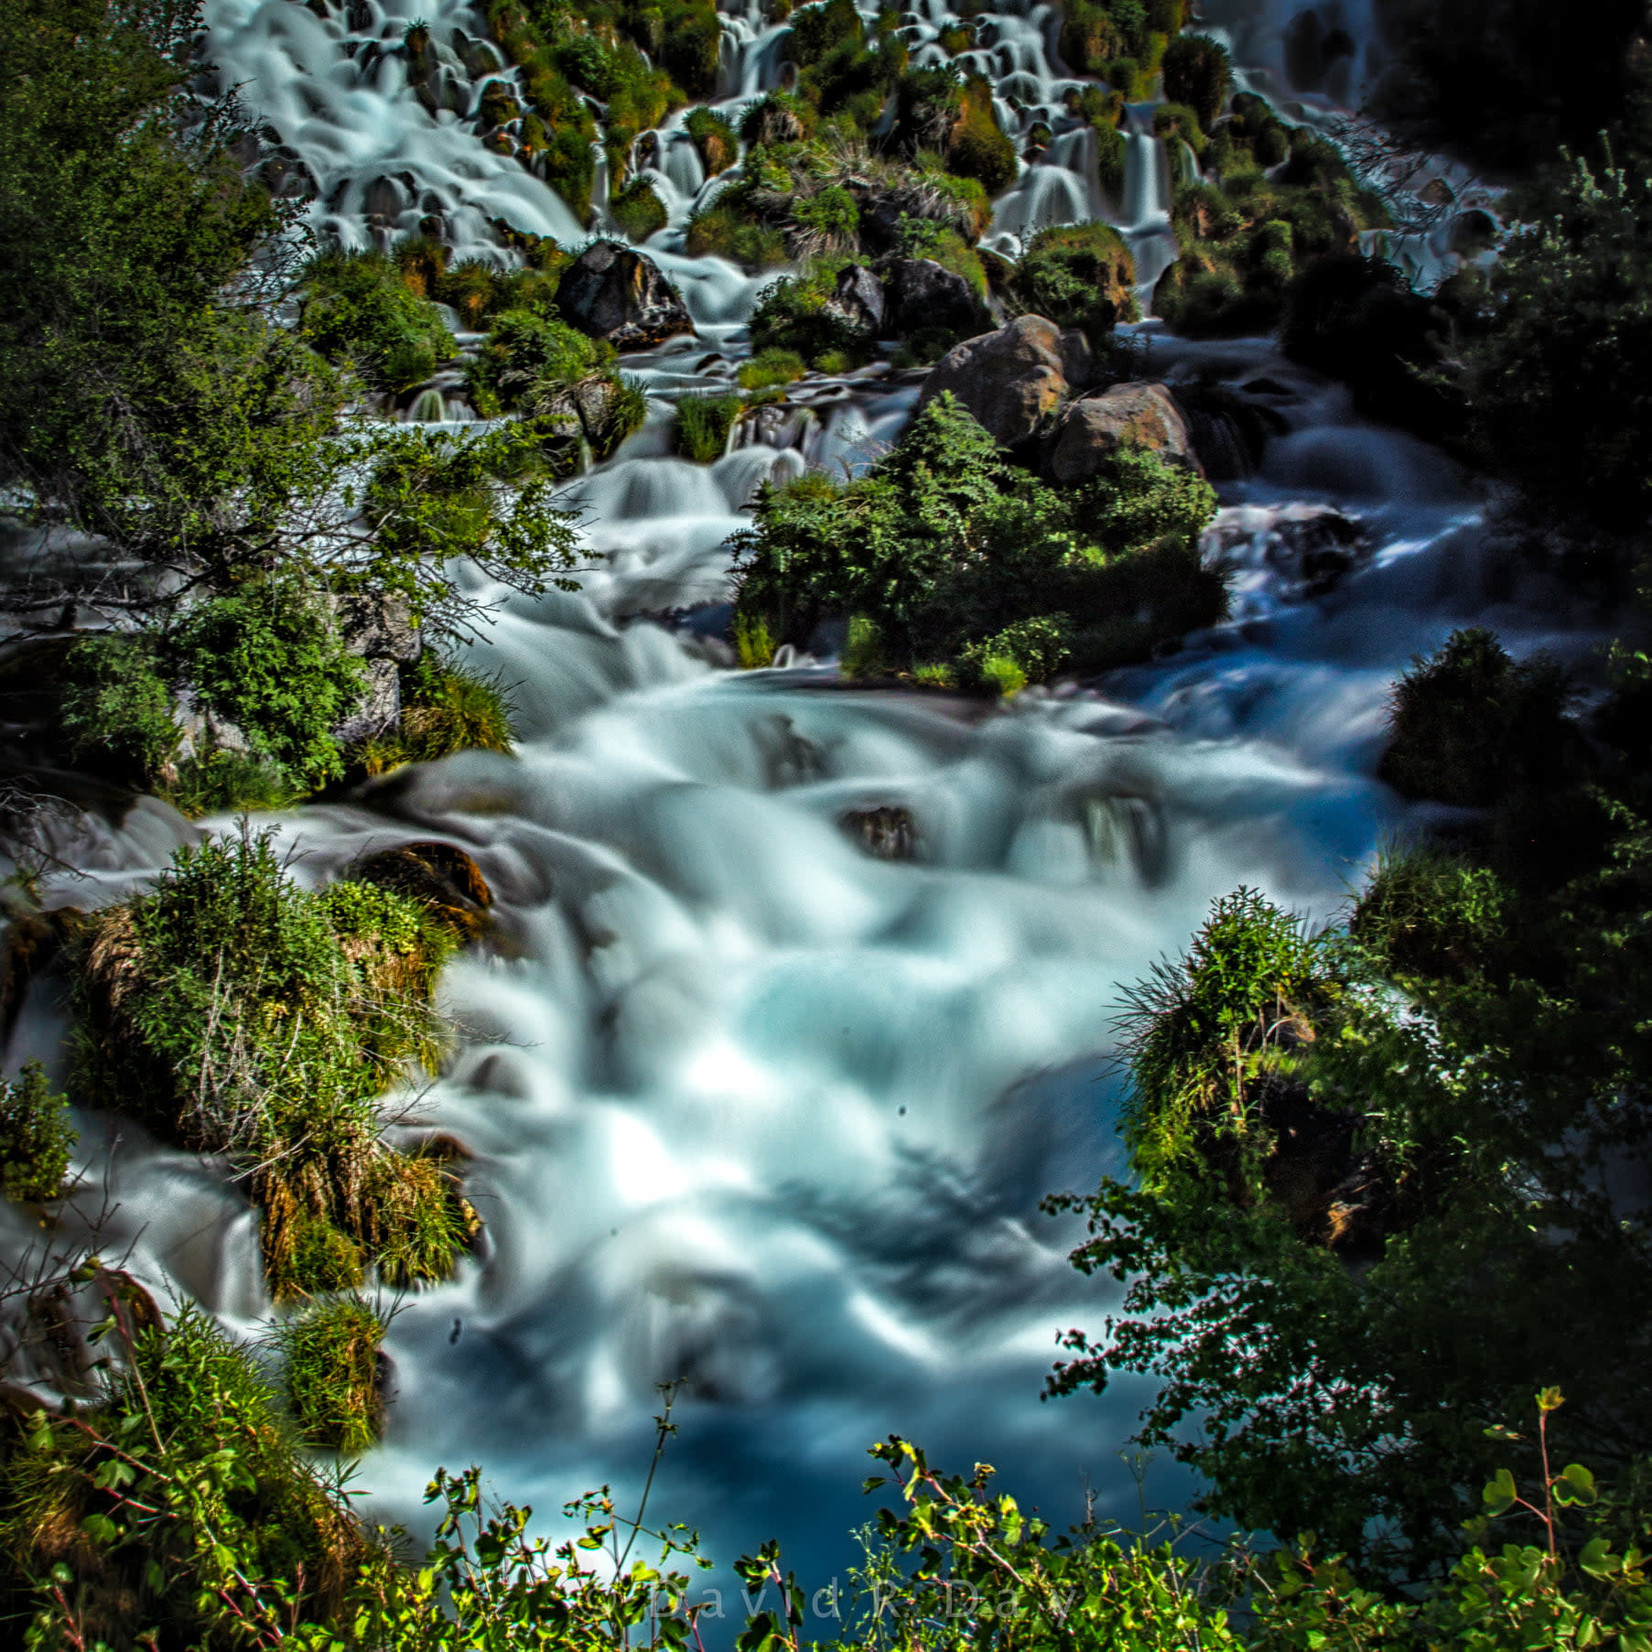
[20,0,1591,1606]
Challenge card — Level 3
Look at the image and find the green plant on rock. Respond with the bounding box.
[76,828,474,1298]
[749,275,872,369]
[684,105,738,175]
[277,1295,386,1454]
[738,347,807,391]
[0,1060,76,1203]
[676,391,744,461]
[299,248,458,394]
[609,175,668,242]
[171,574,367,791]
[731,394,1222,684]
[465,306,608,416]
[1162,32,1232,128]
[1012,220,1138,341]
[161,751,309,820]
[398,650,517,762]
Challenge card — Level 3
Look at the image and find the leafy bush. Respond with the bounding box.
[170,575,367,789]
[749,274,871,367]
[76,829,472,1298]
[1162,33,1232,128]
[277,1296,385,1453]
[684,105,737,175]
[737,347,806,390]
[299,249,458,393]
[1013,220,1138,340]
[731,394,1222,681]
[609,174,667,242]
[0,1060,76,1202]
[58,633,178,779]
[465,306,607,416]
[676,391,744,461]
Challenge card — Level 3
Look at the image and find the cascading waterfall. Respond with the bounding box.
[10,0,1601,1608]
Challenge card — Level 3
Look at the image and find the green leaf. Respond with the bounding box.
[1556,1462,1598,1506]
[1483,1468,1518,1516]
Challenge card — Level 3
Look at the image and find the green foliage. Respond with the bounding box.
[738,348,807,391]
[299,249,457,393]
[1059,0,1181,82]
[276,1296,385,1454]
[610,175,668,242]
[76,829,470,1298]
[734,611,777,669]
[398,650,516,762]
[171,576,367,790]
[466,307,607,416]
[1162,33,1232,127]
[731,394,1222,682]
[58,634,179,780]
[1013,220,1138,341]
[946,76,1019,196]
[161,752,307,819]
[957,614,1071,692]
[0,1060,75,1203]
[750,273,875,368]
[684,105,738,175]
[1456,149,1652,530]
[676,391,744,461]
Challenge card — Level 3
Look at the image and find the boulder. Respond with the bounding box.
[332,591,422,745]
[822,263,885,335]
[555,241,693,352]
[839,805,919,861]
[916,315,1072,449]
[1048,382,1203,484]
[884,258,989,340]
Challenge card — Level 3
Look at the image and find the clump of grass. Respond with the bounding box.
[161,750,307,819]
[677,391,744,462]
[0,1061,76,1203]
[277,1295,386,1454]
[76,827,475,1298]
[396,652,516,764]
[610,175,668,242]
[1352,842,1514,984]
[733,611,776,669]
[737,348,805,392]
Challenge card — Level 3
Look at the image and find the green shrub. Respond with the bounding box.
[76,829,471,1298]
[59,633,178,779]
[1013,220,1138,340]
[277,1295,385,1453]
[609,175,667,242]
[677,391,744,461]
[749,276,870,367]
[299,249,457,393]
[465,306,606,416]
[958,614,1071,691]
[1162,33,1232,128]
[683,201,790,268]
[0,1060,76,1203]
[731,394,1221,680]
[171,575,367,790]
[946,75,1018,195]
[1352,843,1515,984]
[733,610,777,668]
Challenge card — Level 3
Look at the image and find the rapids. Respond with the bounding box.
[1,0,1608,1612]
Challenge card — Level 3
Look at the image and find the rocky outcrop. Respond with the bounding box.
[884,258,989,340]
[332,592,421,745]
[556,242,693,352]
[916,316,1088,449]
[1047,382,1203,484]
[823,264,885,335]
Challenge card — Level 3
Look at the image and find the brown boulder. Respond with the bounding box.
[916,315,1076,449]
[556,241,693,352]
[1047,382,1204,484]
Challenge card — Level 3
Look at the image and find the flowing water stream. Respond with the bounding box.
[1,0,1613,1608]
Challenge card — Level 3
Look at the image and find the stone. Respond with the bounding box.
[333,658,401,744]
[333,591,421,664]
[839,806,919,861]
[555,241,694,352]
[345,840,494,941]
[822,263,885,335]
[1047,382,1204,484]
[884,258,989,340]
[916,315,1071,449]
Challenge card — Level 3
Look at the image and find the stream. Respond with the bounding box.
[0,0,1613,1611]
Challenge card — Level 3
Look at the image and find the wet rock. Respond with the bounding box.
[884,258,989,340]
[741,96,805,147]
[1203,504,1370,607]
[334,591,421,664]
[840,805,919,861]
[556,241,694,352]
[1048,382,1203,484]
[916,315,1071,449]
[345,841,495,942]
[822,264,885,335]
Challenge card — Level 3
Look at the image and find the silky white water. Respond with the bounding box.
[1,0,1602,1607]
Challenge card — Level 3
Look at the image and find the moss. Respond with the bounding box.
[0,1061,76,1203]
[684,105,738,175]
[299,249,457,393]
[1013,220,1138,342]
[677,391,744,461]
[610,175,667,242]
[683,203,790,268]
[277,1296,385,1454]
